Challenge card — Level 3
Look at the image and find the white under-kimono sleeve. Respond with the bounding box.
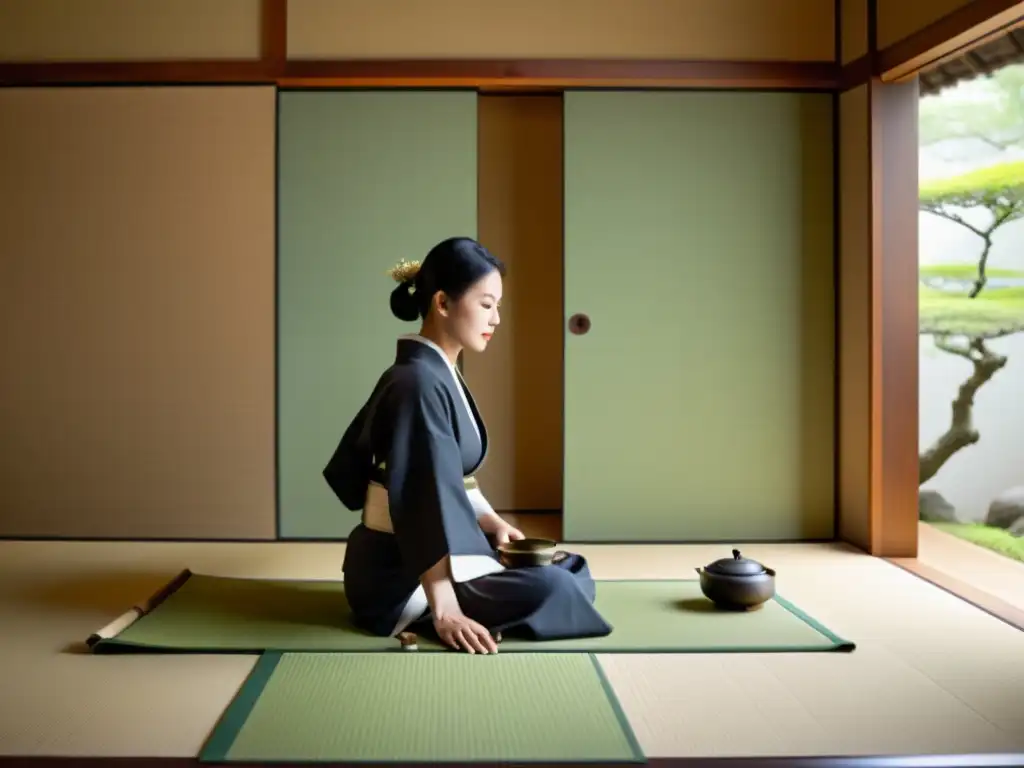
[465,479,496,518]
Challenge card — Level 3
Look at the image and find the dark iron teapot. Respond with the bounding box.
[695,549,776,610]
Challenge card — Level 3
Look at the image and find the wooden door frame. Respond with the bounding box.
[836,0,1024,558]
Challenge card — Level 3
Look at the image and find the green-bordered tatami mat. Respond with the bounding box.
[200,652,645,764]
[88,570,854,653]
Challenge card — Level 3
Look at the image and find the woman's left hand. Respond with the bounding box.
[478,511,525,544]
[479,512,525,545]
[493,522,526,545]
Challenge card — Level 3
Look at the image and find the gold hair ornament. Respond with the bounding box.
[387,259,421,285]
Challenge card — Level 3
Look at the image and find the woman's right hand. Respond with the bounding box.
[433,612,499,654]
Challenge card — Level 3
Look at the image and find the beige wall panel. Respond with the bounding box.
[0,86,276,539]
[468,95,564,512]
[842,0,870,62]
[0,0,261,61]
[288,0,835,61]
[838,85,872,550]
[876,0,973,50]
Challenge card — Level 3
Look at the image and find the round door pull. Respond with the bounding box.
[568,313,591,335]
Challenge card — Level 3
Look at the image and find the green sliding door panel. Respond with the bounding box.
[563,91,835,542]
[277,91,478,539]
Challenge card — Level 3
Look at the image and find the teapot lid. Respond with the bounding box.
[705,549,765,576]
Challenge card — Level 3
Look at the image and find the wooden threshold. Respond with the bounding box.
[887,557,1024,633]
[0,59,839,90]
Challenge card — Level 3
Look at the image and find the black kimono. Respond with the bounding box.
[324,334,612,641]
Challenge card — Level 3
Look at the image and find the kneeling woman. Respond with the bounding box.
[324,237,612,654]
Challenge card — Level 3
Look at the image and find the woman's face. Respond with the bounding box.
[437,270,503,354]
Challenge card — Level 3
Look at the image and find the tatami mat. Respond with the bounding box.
[0,538,1022,759]
[201,652,644,763]
[600,649,1022,758]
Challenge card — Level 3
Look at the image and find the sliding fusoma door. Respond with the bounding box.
[277,90,478,539]
[562,91,836,542]
[276,89,835,543]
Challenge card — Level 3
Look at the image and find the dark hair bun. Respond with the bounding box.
[385,238,505,324]
[390,281,420,322]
